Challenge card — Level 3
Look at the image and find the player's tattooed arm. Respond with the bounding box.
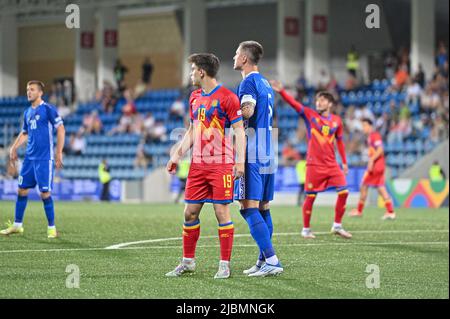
[241,102,255,119]
[232,120,246,180]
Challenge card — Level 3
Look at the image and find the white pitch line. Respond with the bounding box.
[0,241,448,254]
[104,229,449,250]
[0,229,448,254]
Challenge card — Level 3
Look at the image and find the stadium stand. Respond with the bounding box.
[0,75,447,181]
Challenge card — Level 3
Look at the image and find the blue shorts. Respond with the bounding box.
[234,163,274,202]
[19,159,55,192]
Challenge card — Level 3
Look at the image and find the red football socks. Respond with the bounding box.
[335,190,349,224]
[303,194,316,228]
[218,222,234,261]
[183,221,200,259]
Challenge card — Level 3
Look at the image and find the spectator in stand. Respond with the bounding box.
[142,57,154,89]
[109,115,132,135]
[281,141,301,166]
[317,69,330,91]
[430,114,448,143]
[393,63,409,89]
[69,132,86,156]
[99,81,117,113]
[375,112,391,139]
[82,110,103,135]
[114,59,128,94]
[57,103,71,119]
[345,106,363,133]
[414,64,426,88]
[384,51,397,80]
[169,97,186,120]
[134,140,150,171]
[344,72,358,91]
[398,46,410,71]
[346,45,359,78]
[142,112,155,141]
[122,89,137,116]
[421,85,441,112]
[326,74,339,96]
[354,105,375,122]
[146,121,167,143]
[436,41,448,72]
[406,78,422,104]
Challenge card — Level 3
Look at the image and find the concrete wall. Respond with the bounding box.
[17,10,183,94]
[18,23,75,94]
[401,140,449,179]
[119,11,183,90]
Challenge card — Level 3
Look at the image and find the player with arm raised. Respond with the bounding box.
[349,118,396,220]
[165,53,246,279]
[271,80,352,239]
[233,41,283,277]
[1,80,65,238]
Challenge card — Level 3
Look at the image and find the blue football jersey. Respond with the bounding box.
[22,101,63,161]
[237,72,275,167]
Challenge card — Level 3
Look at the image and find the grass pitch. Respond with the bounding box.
[0,201,448,299]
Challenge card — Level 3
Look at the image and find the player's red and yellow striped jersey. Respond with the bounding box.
[302,110,344,167]
[367,131,385,171]
[279,90,347,168]
[189,85,242,165]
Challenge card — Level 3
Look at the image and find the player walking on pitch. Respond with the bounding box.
[271,80,352,239]
[349,118,396,220]
[233,41,284,277]
[1,81,65,238]
[166,53,246,279]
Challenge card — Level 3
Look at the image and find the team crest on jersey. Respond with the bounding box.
[212,99,219,107]
[35,115,40,121]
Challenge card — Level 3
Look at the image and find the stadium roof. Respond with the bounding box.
[0,0,277,18]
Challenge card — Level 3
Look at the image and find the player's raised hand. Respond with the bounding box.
[167,159,178,175]
[55,151,64,169]
[269,80,284,93]
[233,163,245,180]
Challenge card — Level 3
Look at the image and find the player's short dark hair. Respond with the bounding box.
[188,53,220,78]
[362,118,373,126]
[27,80,45,92]
[239,41,264,65]
[316,91,336,105]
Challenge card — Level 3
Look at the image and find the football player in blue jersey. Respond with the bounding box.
[1,80,65,238]
[233,41,283,277]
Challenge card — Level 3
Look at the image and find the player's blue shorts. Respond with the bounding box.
[18,159,55,192]
[234,163,274,202]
